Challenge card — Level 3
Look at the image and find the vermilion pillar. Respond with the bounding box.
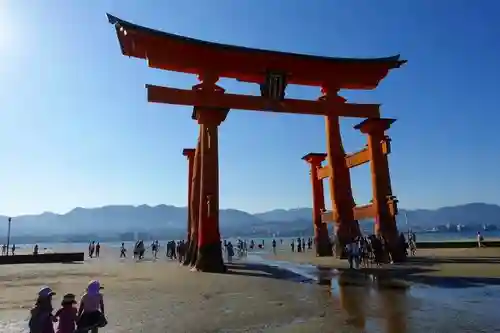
[182,148,196,266]
[354,118,404,262]
[194,107,228,273]
[324,114,361,248]
[302,153,332,257]
[187,132,202,267]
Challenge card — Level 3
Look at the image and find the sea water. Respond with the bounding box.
[8,229,500,253]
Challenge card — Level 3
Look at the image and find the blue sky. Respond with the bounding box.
[0,1,499,216]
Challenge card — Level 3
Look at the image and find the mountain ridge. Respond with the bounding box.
[1,202,499,237]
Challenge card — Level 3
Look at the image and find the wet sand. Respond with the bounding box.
[264,247,500,282]
[2,245,500,332]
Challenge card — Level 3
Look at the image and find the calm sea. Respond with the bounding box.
[11,230,500,252]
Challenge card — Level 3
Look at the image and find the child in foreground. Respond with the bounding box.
[77,280,107,333]
[55,294,78,333]
[29,286,57,333]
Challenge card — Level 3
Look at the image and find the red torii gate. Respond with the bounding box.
[107,14,406,272]
[302,121,399,258]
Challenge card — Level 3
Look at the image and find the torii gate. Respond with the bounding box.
[107,14,406,272]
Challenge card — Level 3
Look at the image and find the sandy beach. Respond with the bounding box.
[1,245,500,332]
[0,246,353,332]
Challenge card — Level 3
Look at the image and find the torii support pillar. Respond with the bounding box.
[324,113,361,251]
[187,132,202,267]
[354,118,405,262]
[182,148,196,266]
[193,107,228,273]
[302,153,332,257]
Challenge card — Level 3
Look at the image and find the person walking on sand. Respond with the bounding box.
[346,241,360,269]
[272,239,277,255]
[29,286,57,333]
[95,243,101,258]
[119,243,127,258]
[77,280,107,333]
[88,242,95,258]
[11,244,16,255]
[55,293,78,333]
[227,242,234,263]
[477,231,485,248]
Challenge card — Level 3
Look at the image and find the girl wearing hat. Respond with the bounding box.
[54,294,78,333]
[76,280,107,333]
[29,286,57,333]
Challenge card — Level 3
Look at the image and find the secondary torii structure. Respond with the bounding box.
[107,14,407,272]
[302,130,398,258]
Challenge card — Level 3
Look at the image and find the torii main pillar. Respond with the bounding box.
[193,107,228,273]
[182,148,196,266]
[302,153,332,256]
[354,118,404,262]
[321,88,362,251]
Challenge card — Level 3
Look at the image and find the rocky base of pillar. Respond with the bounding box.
[182,240,192,266]
[388,239,407,263]
[381,230,407,263]
[195,242,226,273]
[334,241,348,259]
[390,247,407,263]
[315,237,333,257]
[184,239,198,267]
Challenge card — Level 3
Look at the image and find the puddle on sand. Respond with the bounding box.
[0,311,30,333]
[0,320,27,333]
[246,254,500,332]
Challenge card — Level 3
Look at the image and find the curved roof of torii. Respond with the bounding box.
[107,13,407,89]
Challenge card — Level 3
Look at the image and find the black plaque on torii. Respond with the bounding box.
[260,71,288,102]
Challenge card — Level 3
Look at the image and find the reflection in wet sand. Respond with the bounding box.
[377,284,407,333]
[247,253,500,332]
[337,274,368,330]
[321,271,409,332]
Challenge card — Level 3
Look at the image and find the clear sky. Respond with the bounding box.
[0,0,499,216]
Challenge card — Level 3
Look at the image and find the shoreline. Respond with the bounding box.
[7,235,500,248]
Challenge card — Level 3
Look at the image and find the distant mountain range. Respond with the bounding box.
[255,203,500,229]
[1,203,499,242]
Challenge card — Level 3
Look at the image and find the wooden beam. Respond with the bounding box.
[321,199,398,223]
[317,166,331,180]
[146,84,381,118]
[317,139,391,180]
[321,204,375,222]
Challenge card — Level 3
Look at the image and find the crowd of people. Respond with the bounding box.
[115,239,188,262]
[343,232,417,269]
[1,243,16,255]
[165,239,187,262]
[287,237,314,253]
[79,230,493,271]
[222,239,248,262]
[87,241,101,258]
[28,281,107,333]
